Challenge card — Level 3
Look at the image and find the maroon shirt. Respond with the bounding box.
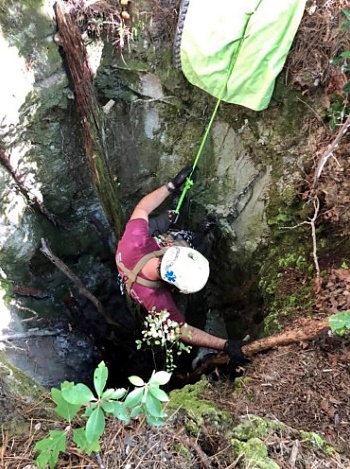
[116,218,185,324]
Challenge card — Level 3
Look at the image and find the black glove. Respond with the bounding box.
[171,164,194,189]
[223,340,249,367]
[148,210,173,236]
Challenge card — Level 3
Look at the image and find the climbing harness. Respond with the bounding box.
[117,230,193,294]
[117,248,167,294]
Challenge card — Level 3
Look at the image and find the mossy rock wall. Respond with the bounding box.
[0,0,343,382]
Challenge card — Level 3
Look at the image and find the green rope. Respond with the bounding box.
[174,9,256,217]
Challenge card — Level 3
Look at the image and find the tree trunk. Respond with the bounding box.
[54,0,124,238]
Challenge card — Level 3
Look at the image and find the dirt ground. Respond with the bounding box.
[1,329,349,468]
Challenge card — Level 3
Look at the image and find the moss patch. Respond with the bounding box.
[232,437,280,469]
[169,377,231,433]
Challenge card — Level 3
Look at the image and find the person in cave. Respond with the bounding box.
[116,165,247,367]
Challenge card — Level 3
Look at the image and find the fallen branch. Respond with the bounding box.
[313,112,350,188]
[0,329,62,341]
[40,238,128,329]
[40,238,105,316]
[188,316,331,382]
[0,144,66,228]
[241,316,330,355]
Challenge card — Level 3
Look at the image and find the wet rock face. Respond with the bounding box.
[4,328,99,389]
[0,1,117,385]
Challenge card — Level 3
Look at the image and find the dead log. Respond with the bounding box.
[40,238,105,316]
[187,317,331,383]
[40,238,129,329]
[54,0,124,238]
[0,144,66,228]
[0,329,63,341]
[242,317,330,355]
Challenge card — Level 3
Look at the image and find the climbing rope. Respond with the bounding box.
[172,6,259,222]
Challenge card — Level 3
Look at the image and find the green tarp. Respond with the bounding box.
[178,0,306,111]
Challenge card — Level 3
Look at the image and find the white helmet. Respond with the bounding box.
[160,246,210,294]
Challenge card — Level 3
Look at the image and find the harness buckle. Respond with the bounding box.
[116,273,125,295]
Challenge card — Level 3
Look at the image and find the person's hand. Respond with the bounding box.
[171,164,194,189]
[223,340,249,367]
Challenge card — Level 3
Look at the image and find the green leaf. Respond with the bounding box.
[149,371,171,386]
[101,400,115,413]
[102,388,126,400]
[124,387,144,407]
[342,82,350,93]
[36,451,52,469]
[86,407,105,443]
[149,385,169,402]
[329,311,350,336]
[144,412,166,427]
[73,428,100,455]
[144,393,163,418]
[51,387,81,422]
[128,375,145,386]
[342,8,350,20]
[339,51,350,58]
[101,400,129,422]
[62,383,95,405]
[111,401,130,422]
[130,404,142,418]
[94,361,108,397]
[34,430,67,469]
[83,402,97,417]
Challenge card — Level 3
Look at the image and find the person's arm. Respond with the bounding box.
[180,324,226,350]
[130,165,193,222]
[180,324,248,365]
[130,183,174,222]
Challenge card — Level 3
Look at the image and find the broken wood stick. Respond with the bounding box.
[313,112,350,188]
[0,329,63,341]
[188,316,331,382]
[0,144,66,228]
[39,238,129,329]
[242,316,330,355]
[40,238,105,316]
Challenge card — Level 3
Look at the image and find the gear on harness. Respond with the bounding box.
[154,229,194,249]
[116,272,125,295]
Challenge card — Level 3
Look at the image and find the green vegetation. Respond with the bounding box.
[329,311,350,336]
[259,243,314,334]
[300,431,336,456]
[34,362,171,469]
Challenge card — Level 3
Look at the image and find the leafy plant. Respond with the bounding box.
[329,311,350,336]
[136,310,192,372]
[326,9,350,130]
[34,362,171,469]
